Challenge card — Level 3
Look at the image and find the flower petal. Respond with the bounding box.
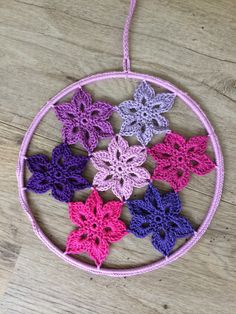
[65,229,90,254]
[134,81,155,103]
[117,100,139,119]
[169,216,194,239]
[129,167,150,188]
[164,132,186,150]
[27,173,51,194]
[68,202,90,226]
[61,122,82,145]
[66,174,90,191]
[144,184,163,212]
[51,144,72,166]
[92,120,114,139]
[120,117,139,136]
[152,229,176,256]
[75,126,98,153]
[66,155,89,174]
[103,220,127,243]
[85,189,103,217]
[186,135,209,155]
[124,145,147,167]
[93,170,113,191]
[88,237,109,267]
[91,151,112,171]
[151,115,169,134]
[136,123,154,146]
[127,199,156,217]
[152,159,191,192]
[188,153,215,176]
[129,215,153,238]
[161,191,182,215]
[101,201,123,221]
[148,143,172,160]
[72,88,92,111]
[149,93,176,113]
[51,182,73,202]
[108,135,129,157]
[54,102,77,123]
[90,101,114,121]
[27,154,50,173]
[112,176,133,200]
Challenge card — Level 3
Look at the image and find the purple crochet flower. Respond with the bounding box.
[26,144,90,202]
[127,184,194,256]
[117,81,176,146]
[54,88,114,153]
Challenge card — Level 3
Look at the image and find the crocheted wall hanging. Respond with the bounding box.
[16,0,224,277]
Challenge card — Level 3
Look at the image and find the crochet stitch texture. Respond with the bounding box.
[148,132,215,191]
[54,88,114,153]
[27,144,90,202]
[127,184,194,256]
[91,135,150,200]
[117,81,176,145]
[65,189,127,267]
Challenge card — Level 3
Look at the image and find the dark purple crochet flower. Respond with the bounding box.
[54,88,114,153]
[26,144,90,202]
[127,184,194,256]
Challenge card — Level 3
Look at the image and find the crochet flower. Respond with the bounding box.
[26,144,90,202]
[65,189,127,267]
[91,135,150,200]
[127,184,194,256]
[54,88,114,153]
[148,132,215,191]
[117,81,176,146]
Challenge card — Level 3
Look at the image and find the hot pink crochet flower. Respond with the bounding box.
[91,135,150,200]
[54,88,114,153]
[148,132,215,191]
[65,189,127,267]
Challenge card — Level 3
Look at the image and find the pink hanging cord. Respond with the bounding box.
[122,0,137,72]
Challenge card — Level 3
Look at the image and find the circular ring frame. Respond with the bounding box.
[16,71,224,277]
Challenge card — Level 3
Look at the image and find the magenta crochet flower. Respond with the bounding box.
[91,135,150,200]
[148,132,215,191]
[54,88,114,153]
[117,81,176,146]
[65,189,127,267]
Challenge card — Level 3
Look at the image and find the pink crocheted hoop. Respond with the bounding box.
[16,70,224,277]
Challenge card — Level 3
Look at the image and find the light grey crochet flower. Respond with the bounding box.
[117,81,176,146]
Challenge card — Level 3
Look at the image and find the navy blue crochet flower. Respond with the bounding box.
[26,144,90,202]
[127,184,194,256]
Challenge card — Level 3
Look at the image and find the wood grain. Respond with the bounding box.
[0,0,236,313]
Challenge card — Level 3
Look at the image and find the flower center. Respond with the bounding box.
[81,117,89,125]
[115,164,125,174]
[177,156,184,163]
[155,215,162,223]
[141,110,149,119]
[54,170,62,179]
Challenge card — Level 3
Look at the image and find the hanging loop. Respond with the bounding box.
[122,0,137,72]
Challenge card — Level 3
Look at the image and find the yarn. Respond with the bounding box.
[66,189,127,267]
[148,132,215,191]
[117,81,176,145]
[54,88,114,153]
[127,184,194,256]
[27,144,90,202]
[91,135,150,200]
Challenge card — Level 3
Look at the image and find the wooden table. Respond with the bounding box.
[0,1,236,313]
